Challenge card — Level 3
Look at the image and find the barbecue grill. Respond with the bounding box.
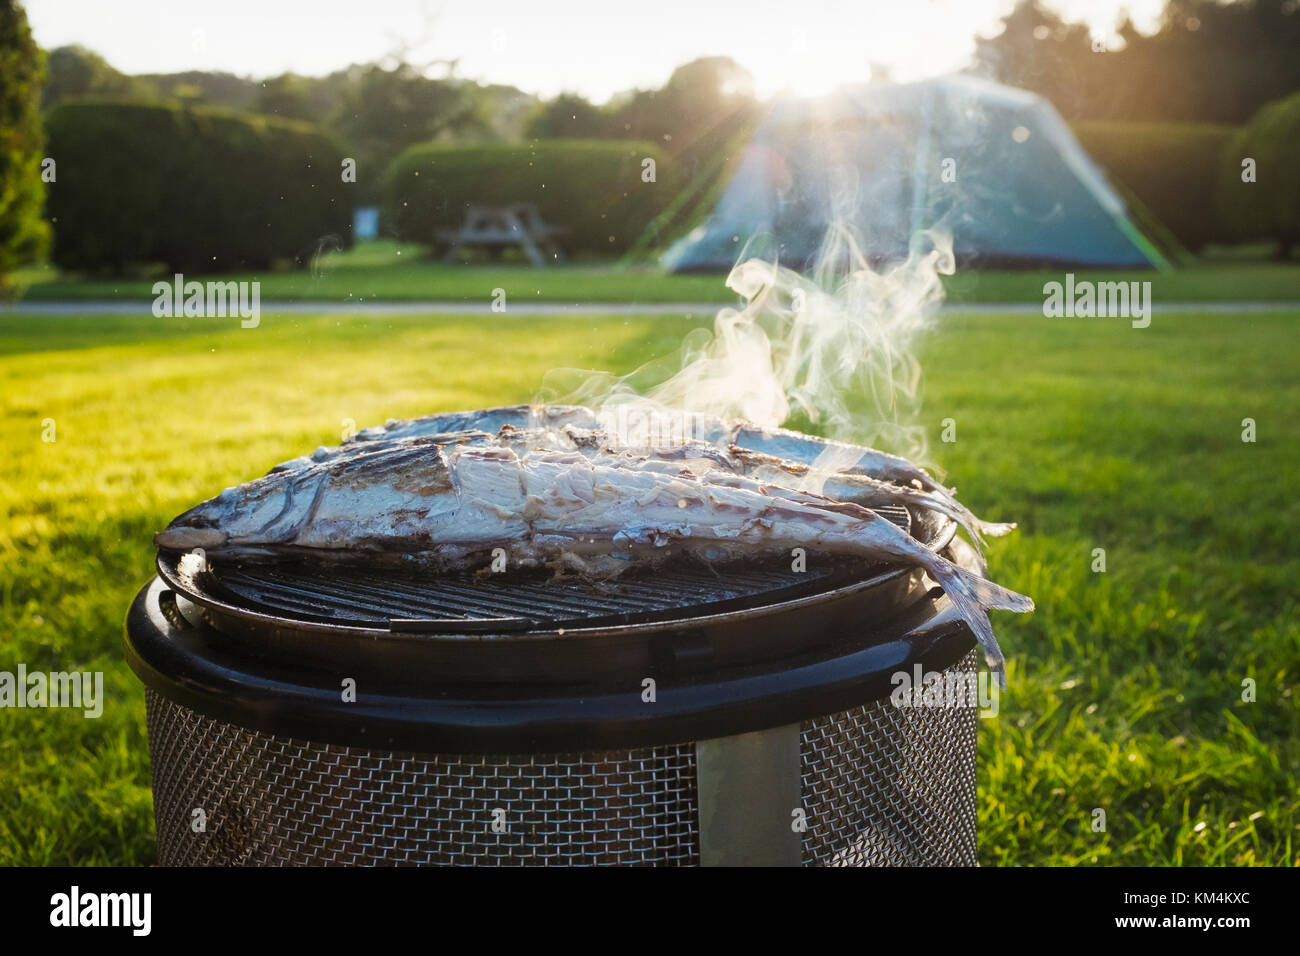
[124,503,982,866]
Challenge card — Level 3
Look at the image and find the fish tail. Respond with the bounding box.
[929,491,1015,544]
[893,481,1016,549]
[841,479,997,566]
[924,557,1034,691]
[922,497,1007,572]
[850,512,1032,688]
[955,516,1016,577]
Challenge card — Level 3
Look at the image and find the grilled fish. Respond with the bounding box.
[299,419,1010,562]
[551,426,1013,554]
[338,404,940,488]
[156,425,1033,685]
[318,405,1014,538]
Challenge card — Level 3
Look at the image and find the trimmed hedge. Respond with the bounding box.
[1072,121,1236,252]
[46,102,353,273]
[382,140,671,256]
[0,0,50,284]
[1216,91,1300,256]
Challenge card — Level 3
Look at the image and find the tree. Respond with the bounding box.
[255,73,317,121]
[135,70,260,110]
[330,62,488,200]
[477,84,539,142]
[42,45,150,109]
[975,0,1300,124]
[1217,90,1300,258]
[973,0,1103,119]
[610,56,756,151]
[0,0,49,291]
[525,92,609,139]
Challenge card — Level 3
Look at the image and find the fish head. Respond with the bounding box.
[154,468,307,555]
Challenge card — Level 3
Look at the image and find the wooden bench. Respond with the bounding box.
[436,204,567,267]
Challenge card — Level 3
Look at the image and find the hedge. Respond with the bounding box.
[0,0,50,285]
[46,102,353,273]
[382,140,671,256]
[1072,121,1236,252]
[1216,90,1300,256]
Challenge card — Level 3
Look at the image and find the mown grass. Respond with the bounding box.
[10,239,1300,305]
[9,243,731,306]
[917,310,1299,865]
[0,305,1296,865]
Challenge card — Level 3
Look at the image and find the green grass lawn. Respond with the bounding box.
[11,239,1300,305]
[0,305,1296,865]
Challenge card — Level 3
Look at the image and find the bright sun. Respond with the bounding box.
[765,53,872,97]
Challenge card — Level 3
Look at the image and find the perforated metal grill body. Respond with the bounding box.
[144,649,976,867]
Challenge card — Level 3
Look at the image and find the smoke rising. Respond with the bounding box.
[540,223,954,460]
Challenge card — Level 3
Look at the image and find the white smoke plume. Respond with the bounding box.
[540,224,954,461]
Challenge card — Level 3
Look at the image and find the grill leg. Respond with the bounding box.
[695,723,803,866]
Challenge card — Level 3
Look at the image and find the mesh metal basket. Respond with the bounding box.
[143,649,976,867]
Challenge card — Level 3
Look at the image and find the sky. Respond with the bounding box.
[26,0,1167,102]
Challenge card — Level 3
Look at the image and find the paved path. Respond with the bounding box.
[4,299,1299,316]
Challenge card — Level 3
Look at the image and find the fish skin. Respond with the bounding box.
[157,426,1033,685]
[344,405,598,448]
[157,442,529,565]
[281,405,598,472]
[188,411,1012,572]
[349,405,1011,534]
[730,423,946,492]
[271,430,493,474]
[595,409,1018,543]
[326,423,932,545]
[547,426,1011,558]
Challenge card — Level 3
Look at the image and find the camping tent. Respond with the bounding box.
[663,75,1167,272]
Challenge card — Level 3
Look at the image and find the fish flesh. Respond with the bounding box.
[552,426,1012,556]
[348,404,597,447]
[337,404,941,489]
[299,411,1012,560]
[156,411,1034,685]
[317,404,1014,540]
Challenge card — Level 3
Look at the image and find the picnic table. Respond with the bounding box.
[436,204,567,267]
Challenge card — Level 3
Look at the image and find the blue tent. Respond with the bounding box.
[663,76,1166,272]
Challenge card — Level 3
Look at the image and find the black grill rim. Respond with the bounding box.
[128,516,979,751]
[125,574,977,752]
